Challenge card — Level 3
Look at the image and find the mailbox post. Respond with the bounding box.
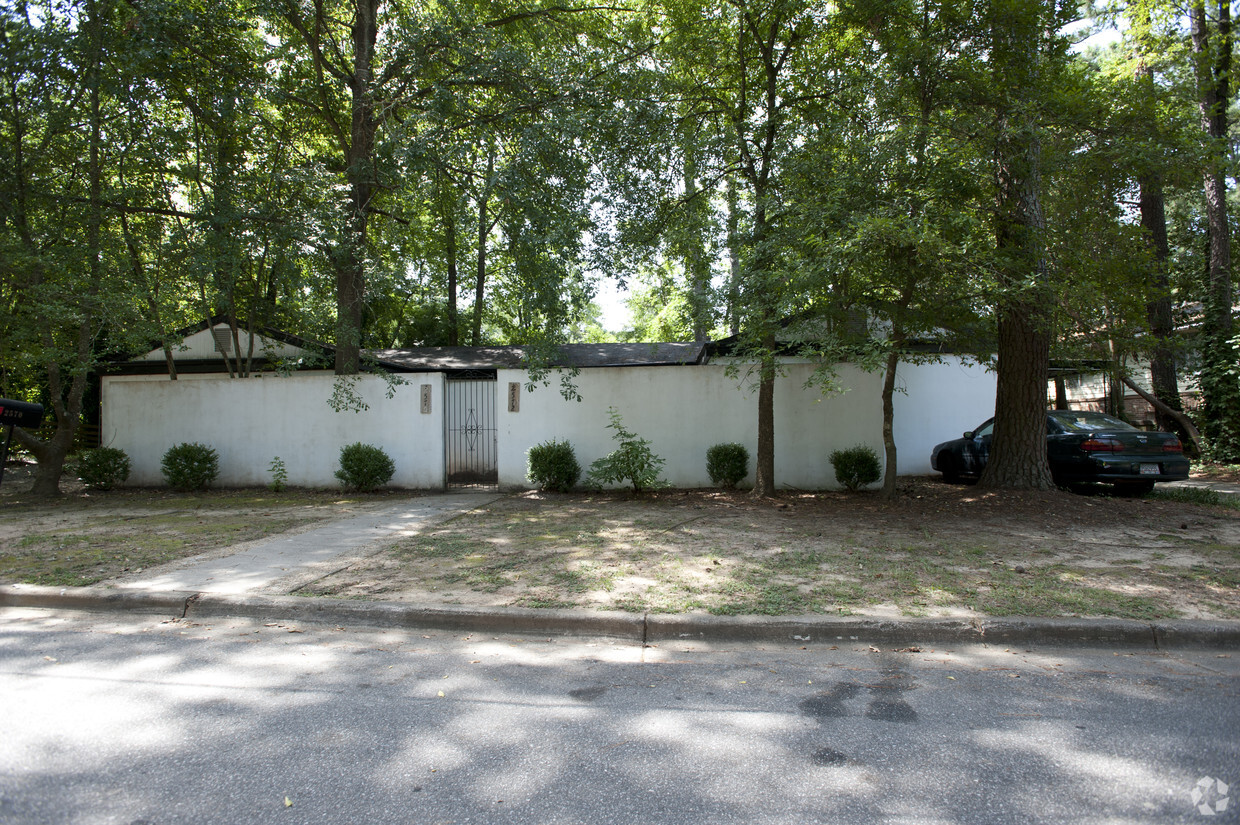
[0,399,45,489]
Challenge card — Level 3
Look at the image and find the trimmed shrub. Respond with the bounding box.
[77,447,130,490]
[829,445,882,492]
[335,442,395,492]
[586,407,667,492]
[161,442,219,491]
[706,443,749,489]
[527,439,581,492]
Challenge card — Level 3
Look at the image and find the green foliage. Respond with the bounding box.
[586,408,667,492]
[76,447,130,490]
[161,443,220,492]
[328,376,370,413]
[1197,331,1240,463]
[829,445,882,492]
[706,443,749,489]
[334,443,395,492]
[527,439,581,492]
[268,456,288,492]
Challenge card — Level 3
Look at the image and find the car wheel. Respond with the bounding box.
[1113,481,1155,497]
[939,458,960,483]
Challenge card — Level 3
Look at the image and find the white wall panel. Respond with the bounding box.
[497,363,885,490]
[101,373,443,488]
[892,358,997,475]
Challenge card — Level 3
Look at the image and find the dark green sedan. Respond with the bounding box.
[931,410,1191,494]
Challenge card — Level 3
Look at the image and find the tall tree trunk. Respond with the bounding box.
[336,0,380,375]
[471,171,489,347]
[1139,169,1181,427]
[977,1,1056,491]
[750,198,778,497]
[212,92,244,378]
[685,152,711,343]
[981,291,1054,489]
[1191,0,1240,459]
[1054,375,1068,410]
[1134,51,1181,433]
[471,146,497,347]
[753,335,777,497]
[880,341,901,500]
[725,176,742,337]
[473,194,487,347]
[438,170,460,346]
[1192,1,1234,340]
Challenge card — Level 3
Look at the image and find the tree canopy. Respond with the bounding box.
[3,0,1238,496]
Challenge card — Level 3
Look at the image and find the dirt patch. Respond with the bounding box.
[1192,463,1240,483]
[296,478,1240,620]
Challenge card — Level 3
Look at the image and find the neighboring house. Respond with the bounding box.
[100,318,997,490]
[1049,360,1201,427]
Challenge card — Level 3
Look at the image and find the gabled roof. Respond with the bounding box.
[110,316,707,374]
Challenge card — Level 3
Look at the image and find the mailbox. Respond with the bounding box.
[0,399,44,428]
[0,398,44,488]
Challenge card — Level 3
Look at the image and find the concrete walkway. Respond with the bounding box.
[1164,478,1240,496]
[114,490,503,595]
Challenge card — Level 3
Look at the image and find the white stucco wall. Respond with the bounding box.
[101,372,443,488]
[892,357,998,475]
[100,354,995,490]
[496,362,886,490]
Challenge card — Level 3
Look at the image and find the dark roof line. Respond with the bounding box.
[367,342,707,371]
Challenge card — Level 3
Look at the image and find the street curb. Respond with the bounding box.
[647,614,981,644]
[2,584,1238,649]
[185,593,646,639]
[0,584,196,616]
[648,614,1237,648]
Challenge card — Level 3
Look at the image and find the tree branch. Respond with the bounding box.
[1120,374,1203,455]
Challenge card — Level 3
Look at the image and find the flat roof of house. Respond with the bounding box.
[369,342,707,371]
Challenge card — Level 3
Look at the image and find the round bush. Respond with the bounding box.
[829,445,882,492]
[161,442,219,492]
[335,442,395,492]
[527,439,581,492]
[706,443,749,488]
[77,447,131,490]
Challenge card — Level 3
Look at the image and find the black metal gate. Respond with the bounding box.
[444,373,498,485]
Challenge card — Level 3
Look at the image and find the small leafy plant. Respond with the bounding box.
[829,445,882,492]
[586,407,667,492]
[76,447,130,490]
[527,439,581,492]
[161,442,219,492]
[706,443,749,489]
[335,442,395,492]
[268,456,288,492]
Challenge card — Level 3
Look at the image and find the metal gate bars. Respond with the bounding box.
[444,373,498,485]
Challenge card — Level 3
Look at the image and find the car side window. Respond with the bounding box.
[975,422,994,438]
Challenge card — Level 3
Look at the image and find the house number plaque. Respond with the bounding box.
[508,382,521,413]
[420,384,432,414]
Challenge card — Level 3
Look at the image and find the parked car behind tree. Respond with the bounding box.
[931,411,1190,495]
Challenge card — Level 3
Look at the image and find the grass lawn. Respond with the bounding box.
[295,479,1240,621]
[0,489,388,586]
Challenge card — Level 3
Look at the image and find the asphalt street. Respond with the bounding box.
[1,607,1237,825]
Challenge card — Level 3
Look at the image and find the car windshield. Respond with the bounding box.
[1049,410,1136,433]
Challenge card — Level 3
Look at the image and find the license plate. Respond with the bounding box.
[1140,463,1160,475]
